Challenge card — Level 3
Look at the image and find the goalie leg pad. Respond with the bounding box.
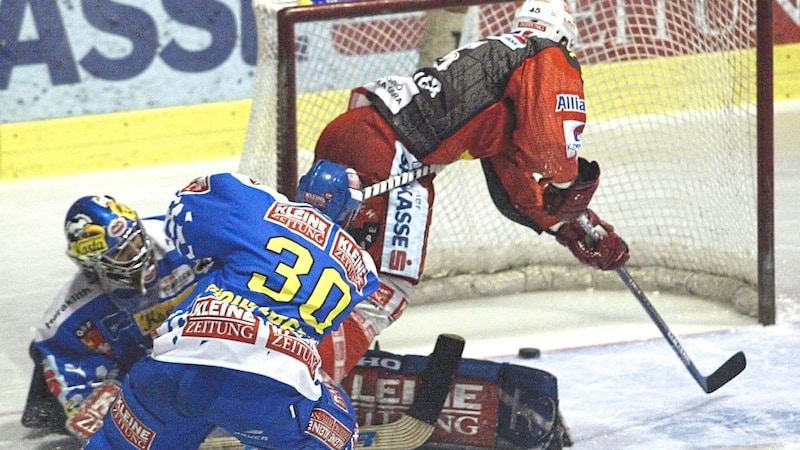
[340,348,563,449]
[65,381,121,440]
[21,343,68,432]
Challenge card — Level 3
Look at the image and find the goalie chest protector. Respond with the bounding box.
[340,348,562,449]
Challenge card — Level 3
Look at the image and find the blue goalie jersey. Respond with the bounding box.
[32,219,205,415]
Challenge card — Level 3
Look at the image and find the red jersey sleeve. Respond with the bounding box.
[485,150,560,229]
[505,46,584,185]
[484,45,586,230]
[425,101,516,164]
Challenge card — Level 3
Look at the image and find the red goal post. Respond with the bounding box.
[240,0,775,323]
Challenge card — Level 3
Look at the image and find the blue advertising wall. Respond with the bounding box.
[1,0,799,180]
[1,0,258,179]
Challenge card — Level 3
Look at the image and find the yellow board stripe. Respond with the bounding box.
[775,43,800,101]
[297,89,350,152]
[1,100,251,180]
[2,43,798,181]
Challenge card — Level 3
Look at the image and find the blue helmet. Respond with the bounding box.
[296,160,364,227]
[64,195,153,292]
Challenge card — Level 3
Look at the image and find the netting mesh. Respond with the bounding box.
[240,0,759,315]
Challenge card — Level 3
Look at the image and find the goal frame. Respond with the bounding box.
[265,0,775,325]
[756,0,775,325]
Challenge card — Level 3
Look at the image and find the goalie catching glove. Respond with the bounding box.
[554,209,629,271]
[65,381,121,440]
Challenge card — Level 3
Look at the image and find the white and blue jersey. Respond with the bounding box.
[86,174,380,450]
[154,173,380,399]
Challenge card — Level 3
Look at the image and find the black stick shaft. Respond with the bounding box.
[576,214,746,393]
[362,165,440,199]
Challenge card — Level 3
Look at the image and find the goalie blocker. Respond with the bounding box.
[341,347,571,449]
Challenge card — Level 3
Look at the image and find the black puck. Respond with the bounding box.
[518,347,541,359]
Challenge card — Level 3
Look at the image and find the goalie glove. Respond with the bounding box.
[554,209,629,271]
[65,381,121,441]
[543,157,600,222]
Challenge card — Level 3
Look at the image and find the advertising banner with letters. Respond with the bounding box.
[0,0,798,179]
[2,0,799,123]
[1,0,259,123]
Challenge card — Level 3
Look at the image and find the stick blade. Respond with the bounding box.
[704,351,746,394]
[406,334,465,424]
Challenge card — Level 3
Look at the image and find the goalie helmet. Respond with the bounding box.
[512,0,578,48]
[297,160,364,228]
[64,195,154,293]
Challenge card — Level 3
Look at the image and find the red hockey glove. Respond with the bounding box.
[543,158,600,222]
[65,381,121,440]
[555,209,629,271]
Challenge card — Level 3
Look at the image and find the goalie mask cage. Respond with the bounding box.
[240,0,775,323]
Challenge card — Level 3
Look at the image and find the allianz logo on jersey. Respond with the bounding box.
[555,94,586,112]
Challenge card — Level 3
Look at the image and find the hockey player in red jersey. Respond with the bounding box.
[315,0,630,382]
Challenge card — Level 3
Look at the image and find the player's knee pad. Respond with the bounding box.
[306,380,358,450]
[353,275,410,339]
[320,276,410,383]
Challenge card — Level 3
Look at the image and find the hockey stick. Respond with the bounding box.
[577,214,746,394]
[199,333,464,449]
[356,333,464,449]
[362,164,443,200]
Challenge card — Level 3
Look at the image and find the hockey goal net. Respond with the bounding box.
[240,0,772,318]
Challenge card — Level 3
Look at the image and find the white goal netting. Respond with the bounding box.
[240,0,761,316]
